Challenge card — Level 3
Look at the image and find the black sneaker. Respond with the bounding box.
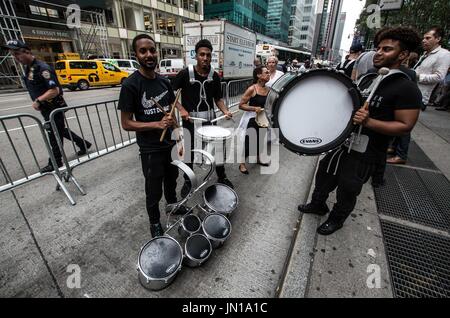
[77,141,92,156]
[317,218,344,235]
[150,222,164,237]
[40,163,62,173]
[217,177,234,189]
[297,202,329,215]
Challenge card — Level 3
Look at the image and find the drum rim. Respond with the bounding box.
[203,183,239,213]
[202,213,232,240]
[184,233,212,261]
[137,236,183,281]
[272,69,362,155]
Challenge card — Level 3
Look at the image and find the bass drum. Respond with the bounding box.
[265,69,362,155]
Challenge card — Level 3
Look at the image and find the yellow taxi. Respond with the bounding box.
[55,59,129,90]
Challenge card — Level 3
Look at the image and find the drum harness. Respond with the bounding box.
[188,64,216,122]
[326,69,409,176]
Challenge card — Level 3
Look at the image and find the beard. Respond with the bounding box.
[138,57,158,70]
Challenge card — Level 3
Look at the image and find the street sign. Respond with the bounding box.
[378,0,404,11]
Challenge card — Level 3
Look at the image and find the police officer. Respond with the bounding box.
[3,39,91,173]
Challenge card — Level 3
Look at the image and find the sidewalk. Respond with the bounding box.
[280,107,450,298]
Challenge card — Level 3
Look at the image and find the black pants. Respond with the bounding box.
[311,148,376,223]
[183,119,226,179]
[371,152,387,183]
[244,118,267,160]
[42,109,64,166]
[140,150,179,224]
[41,108,88,166]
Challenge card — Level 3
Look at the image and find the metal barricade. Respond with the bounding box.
[0,113,75,204]
[49,100,135,197]
[226,79,253,108]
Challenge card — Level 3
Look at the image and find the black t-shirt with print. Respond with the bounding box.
[118,71,175,152]
[360,74,422,163]
[171,67,222,112]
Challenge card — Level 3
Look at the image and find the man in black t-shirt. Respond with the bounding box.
[172,39,234,192]
[118,34,189,237]
[299,27,423,235]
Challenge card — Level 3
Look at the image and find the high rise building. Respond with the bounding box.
[311,0,342,59]
[203,0,268,35]
[266,0,291,44]
[297,0,317,50]
[330,12,346,63]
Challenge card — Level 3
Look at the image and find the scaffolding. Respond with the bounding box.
[0,0,110,89]
[0,0,25,88]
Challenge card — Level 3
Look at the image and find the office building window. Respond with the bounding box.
[156,11,179,36]
[144,12,153,32]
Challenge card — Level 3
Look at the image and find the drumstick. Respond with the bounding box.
[160,89,181,142]
[151,97,180,128]
[348,67,390,153]
[189,117,208,122]
[210,109,240,123]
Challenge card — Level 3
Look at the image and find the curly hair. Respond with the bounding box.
[195,39,213,53]
[375,27,421,52]
[132,34,155,53]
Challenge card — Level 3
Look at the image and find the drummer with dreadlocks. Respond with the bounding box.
[172,39,234,196]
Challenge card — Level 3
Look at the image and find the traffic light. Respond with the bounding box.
[320,46,325,53]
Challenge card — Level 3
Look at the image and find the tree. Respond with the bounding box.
[355,0,450,50]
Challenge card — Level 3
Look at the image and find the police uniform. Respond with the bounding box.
[24,59,89,167]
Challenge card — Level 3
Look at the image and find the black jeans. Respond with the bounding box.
[311,148,376,223]
[244,118,267,160]
[183,119,226,179]
[41,108,64,166]
[140,150,179,224]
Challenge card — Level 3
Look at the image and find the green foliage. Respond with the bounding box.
[355,0,450,49]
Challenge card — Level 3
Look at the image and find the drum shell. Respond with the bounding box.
[137,236,183,291]
[183,233,212,267]
[201,213,232,249]
[178,214,202,238]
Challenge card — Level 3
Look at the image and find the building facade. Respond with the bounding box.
[297,0,316,51]
[203,0,268,35]
[0,0,203,88]
[266,0,291,44]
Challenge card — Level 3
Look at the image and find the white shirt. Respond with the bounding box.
[415,45,450,104]
[266,70,284,88]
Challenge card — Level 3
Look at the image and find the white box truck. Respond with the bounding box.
[183,20,256,80]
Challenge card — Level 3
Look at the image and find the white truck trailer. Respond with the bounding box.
[183,20,257,80]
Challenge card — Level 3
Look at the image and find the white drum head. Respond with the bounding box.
[196,125,231,141]
[272,70,360,155]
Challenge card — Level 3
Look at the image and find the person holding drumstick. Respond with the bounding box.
[298,27,423,235]
[118,34,190,238]
[237,66,271,174]
[172,39,234,195]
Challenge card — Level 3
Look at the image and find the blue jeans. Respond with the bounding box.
[394,133,411,160]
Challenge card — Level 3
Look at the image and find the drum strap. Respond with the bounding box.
[326,147,346,175]
[188,64,215,114]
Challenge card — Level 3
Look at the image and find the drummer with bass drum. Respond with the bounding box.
[172,39,234,195]
[298,27,423,235]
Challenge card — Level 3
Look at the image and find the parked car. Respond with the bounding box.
[55,60,129,90]
[159,58,184,79]
[97,58,140,75]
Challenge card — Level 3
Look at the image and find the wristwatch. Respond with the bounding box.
[34,98,41,106]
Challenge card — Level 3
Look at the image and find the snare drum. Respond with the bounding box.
[265,69,361,155]
[195,125,232,165]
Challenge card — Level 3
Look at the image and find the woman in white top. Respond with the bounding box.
[266,56,284,87]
